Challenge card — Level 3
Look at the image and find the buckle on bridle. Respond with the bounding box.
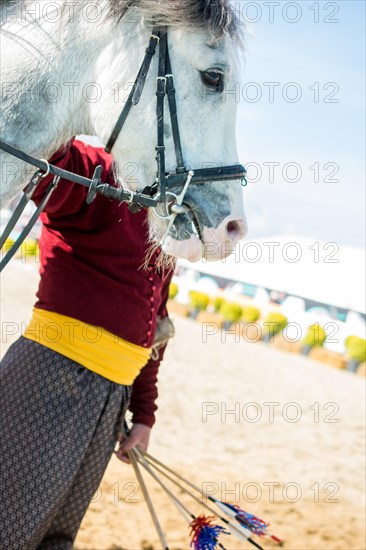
[156,76,167,96]
[39,159,51,179]
[86,165,103,204]
[152,170,194,245]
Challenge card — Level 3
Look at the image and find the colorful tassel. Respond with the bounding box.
[190,515,229,550]
[224,503,282,544]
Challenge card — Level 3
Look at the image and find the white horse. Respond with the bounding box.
[0,0,247,261]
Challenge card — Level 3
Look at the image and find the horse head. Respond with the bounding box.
[91,1,248,262]
[0,0,247,262]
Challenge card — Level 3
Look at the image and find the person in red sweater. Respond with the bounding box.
[0,137,175,549]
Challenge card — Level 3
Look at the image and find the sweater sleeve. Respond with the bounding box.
[128,272,173,428]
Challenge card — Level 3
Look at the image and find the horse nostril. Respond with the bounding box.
[227,221,238,233]
[225,220,247,242]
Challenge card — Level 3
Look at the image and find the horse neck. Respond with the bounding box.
[0,2,123,158]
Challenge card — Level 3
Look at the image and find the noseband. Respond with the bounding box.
[0,27,247,271]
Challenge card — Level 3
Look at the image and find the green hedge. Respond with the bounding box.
[241,305,261,323]
[220,302,243,322]
[213,296,225,312]
[189,291,210,312]
[345,335,366,363]
[263,312,288,335]
[302,324,327,347]
[169,282,179,300]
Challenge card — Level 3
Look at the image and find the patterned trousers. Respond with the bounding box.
[0,337,131,550]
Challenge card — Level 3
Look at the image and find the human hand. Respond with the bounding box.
[115,423,152,464]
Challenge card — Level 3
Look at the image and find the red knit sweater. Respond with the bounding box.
[31,138,174,427]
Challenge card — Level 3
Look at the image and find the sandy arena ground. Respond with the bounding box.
[1,261,365,550]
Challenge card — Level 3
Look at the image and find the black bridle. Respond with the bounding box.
[0,27,247,271]
[105,28,247,208]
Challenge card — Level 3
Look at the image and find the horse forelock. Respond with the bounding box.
[109,0,243,44]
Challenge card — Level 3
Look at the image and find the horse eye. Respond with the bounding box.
[200,69,224,92]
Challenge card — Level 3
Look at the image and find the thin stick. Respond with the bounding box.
[140,450,264,550]
[141,450,216,499]
[128,451,169,550]
[134,449,228,550]
[141,454,263,550]
[133,448,193,520]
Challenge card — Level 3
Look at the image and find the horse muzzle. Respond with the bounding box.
[154,190,247,262]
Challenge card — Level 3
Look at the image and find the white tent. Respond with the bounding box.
[178,236,365,315]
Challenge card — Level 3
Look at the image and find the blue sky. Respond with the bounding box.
[235,0,365,247]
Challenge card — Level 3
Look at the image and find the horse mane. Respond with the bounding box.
[1,1,242,44]
[109,0,241,43]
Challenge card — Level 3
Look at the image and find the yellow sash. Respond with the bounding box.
[24,308,151,385]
